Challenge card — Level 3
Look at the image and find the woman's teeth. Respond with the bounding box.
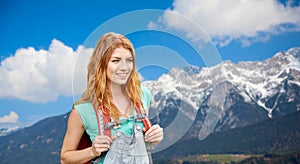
[116,73,127,77]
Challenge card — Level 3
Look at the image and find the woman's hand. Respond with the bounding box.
[92,135,114,156]
[144,124,164,144]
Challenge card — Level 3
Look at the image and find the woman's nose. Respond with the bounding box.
[118,60,129,70]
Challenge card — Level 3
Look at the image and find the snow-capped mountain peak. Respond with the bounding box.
[143,47,300,140]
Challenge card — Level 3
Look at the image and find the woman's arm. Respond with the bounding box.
[60,109,98,164]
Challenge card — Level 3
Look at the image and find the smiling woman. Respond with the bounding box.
[60,32,163,164]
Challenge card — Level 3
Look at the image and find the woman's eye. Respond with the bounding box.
[127,59,133,62]
[112,60,120,63]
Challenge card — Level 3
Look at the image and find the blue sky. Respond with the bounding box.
[1,0,300,129]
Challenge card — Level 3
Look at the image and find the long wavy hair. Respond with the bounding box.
[74,32,142,121]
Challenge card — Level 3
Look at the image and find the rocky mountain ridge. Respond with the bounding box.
[144,47,300,140]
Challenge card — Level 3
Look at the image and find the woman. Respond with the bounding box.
[60,32,163,164]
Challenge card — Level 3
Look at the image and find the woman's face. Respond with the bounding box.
[106,46,133,87]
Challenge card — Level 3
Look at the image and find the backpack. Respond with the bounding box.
[76,103,151,164]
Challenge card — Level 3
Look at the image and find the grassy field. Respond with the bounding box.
[179,154,262,163]
[154,152,300,163]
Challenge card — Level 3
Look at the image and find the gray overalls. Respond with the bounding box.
[92,114,153,164]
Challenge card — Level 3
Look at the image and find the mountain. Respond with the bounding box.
[0,47,300,163]
[0,113,68,164]
[145,47,300,141]
[0,127,20,137]
[152,110,300,159]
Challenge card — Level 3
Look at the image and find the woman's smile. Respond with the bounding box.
[115,72,129,79]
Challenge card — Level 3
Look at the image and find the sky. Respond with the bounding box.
[1,0,300,130]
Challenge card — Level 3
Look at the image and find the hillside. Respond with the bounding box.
[153,111,300,159]
[0,113,68,164]
[1,110,299,163]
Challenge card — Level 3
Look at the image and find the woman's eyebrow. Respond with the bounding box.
[110,55,133,59]
[110,56,121,59]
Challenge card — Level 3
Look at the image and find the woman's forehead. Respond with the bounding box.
[111,47,132,58]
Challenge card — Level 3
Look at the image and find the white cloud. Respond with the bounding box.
[0,111,19,123]
[153,0,300,46]
[0,39,93,103]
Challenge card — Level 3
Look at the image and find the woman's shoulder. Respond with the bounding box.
[74,101,91,109]
[73,101,94,115]
[141,85,151,110]
[141,85,151,97]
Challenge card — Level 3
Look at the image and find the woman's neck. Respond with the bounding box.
[109,84,132,116]
[110,84,126,98]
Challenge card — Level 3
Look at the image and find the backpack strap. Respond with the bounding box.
[89,104,111,164]
[134,103,144,115]
[135,103,152,132]
[92,103,111,137]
